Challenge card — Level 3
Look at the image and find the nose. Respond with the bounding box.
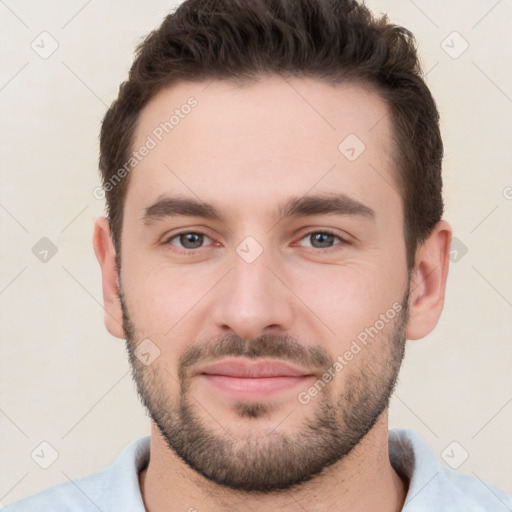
[211,244,295,341]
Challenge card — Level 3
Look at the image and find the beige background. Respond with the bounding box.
[1,0,511,505]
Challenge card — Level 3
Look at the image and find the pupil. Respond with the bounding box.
[181,233,203,248]
[312,233,333,248]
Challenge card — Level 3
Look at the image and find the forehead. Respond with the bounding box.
[125,76,399,221]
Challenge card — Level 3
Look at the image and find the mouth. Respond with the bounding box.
[195,358,316,401]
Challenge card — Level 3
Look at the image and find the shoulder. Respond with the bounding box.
[390,428,512,511]
[1,469,109,512]
[2,436,150,512]
[437,469,512,510]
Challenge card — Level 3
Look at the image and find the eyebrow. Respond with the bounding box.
[141,193,375,226]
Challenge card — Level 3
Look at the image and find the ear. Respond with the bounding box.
[406,220,452,340]
[92,217,125,339]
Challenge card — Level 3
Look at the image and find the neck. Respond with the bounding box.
[138,413,408,512]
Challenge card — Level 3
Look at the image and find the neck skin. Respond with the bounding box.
[138,411,408,512]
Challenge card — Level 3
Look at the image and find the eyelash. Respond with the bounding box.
[162,229,349,254]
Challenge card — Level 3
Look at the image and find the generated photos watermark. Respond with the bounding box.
[93,96,198,200]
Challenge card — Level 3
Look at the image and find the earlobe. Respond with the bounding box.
[406,220,452,340]
[92,217,125,339]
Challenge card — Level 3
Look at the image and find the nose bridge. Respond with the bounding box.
[212,237,294,339]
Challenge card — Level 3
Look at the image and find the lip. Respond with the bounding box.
[196,358,312,378]
[195,358,315,401]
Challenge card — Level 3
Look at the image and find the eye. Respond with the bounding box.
[297,230,348,250]
[164,231,213,250]
[162,229,348,253]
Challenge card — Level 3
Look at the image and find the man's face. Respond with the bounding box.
[118,77,411,491]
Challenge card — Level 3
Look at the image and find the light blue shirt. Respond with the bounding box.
[3,429,511,511]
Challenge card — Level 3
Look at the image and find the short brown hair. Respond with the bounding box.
[99,0,443,270]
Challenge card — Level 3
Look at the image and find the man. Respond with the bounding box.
[5,0,511,510]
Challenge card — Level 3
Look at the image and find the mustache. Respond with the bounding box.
[178,333,331,381]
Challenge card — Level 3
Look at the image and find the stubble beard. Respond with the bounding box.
[120,288,409,493]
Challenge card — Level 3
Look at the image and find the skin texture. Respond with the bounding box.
[93,76,452,511]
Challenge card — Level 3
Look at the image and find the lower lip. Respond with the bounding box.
[199,374,312,401]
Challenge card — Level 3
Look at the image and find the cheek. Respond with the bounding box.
[291,261,406,349]
[120,256,218,338]
[121,268,197,378]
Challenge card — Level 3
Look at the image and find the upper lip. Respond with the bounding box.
[195,358,313,378]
